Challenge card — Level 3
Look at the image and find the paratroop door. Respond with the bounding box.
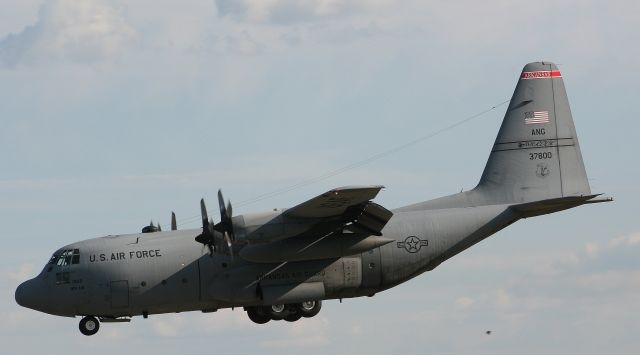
[360,248,382,289]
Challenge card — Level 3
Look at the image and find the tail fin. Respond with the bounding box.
[477,61,591,204]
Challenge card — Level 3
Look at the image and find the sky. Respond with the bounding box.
[1,0,639,354]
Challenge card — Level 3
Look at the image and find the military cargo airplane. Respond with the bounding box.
[16,62,610,335]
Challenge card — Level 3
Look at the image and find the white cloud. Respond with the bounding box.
[261,316,330,348]
[455,296,475,309]
[608,233,640,248]
[5,263,35,283]
[0,0,138,67]
[494,289,511,309]
[151,313,186,337]
[584,242,600,258]
[215,0,391,24]
[224,30,263,55]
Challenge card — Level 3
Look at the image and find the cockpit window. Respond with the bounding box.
[53,249,80,267]
[48,254,59,265]
[72,249,80,264]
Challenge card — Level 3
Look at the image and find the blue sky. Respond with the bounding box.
[1,1,639,354]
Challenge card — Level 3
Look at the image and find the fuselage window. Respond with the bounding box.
[55,272,70,285]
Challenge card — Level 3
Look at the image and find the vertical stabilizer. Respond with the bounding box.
[477,61,591,204]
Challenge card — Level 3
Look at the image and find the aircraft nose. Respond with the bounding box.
[15,278,48,311]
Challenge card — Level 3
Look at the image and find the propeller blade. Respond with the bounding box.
[200,199,209,226]
[171,212,177,231]
[224,231,234,261]
[157,222,161,232]
[215,189,235,241]
[195,198,216,256]
[217,189,226,219]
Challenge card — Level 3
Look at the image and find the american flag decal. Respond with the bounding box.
[524,111,550,124]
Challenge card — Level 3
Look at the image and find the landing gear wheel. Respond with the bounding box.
[266,304,287,320]
[79,316,100,336]
[246,307,270,324]
[298,300,322,318]
[284,311,302,322]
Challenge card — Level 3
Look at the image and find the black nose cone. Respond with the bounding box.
[15,278,48,312]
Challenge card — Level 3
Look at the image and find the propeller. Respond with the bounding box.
[195,199,216,256]
[194,190,235,259]
[141,220,161,233]
[214,189,235,241]
[171,212,177,231]
[214,189,235,260]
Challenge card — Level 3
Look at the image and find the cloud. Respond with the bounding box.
[0,0,138,67]
[455,296,475,309]
[608,233,640,248]
[5,263,35,283]
[151,314,186,337]
[495,232,640,311]
[584,242,600,258]
[149,308,253,337]
[261,316,330,348]
[215,0,391,24]
[224,30,263,55]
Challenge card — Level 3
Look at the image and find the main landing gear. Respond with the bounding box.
[245,300,322,324]
[79,316,100,336]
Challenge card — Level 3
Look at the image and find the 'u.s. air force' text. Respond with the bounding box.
[89,250,162,262]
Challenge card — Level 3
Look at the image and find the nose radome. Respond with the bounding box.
[15,279,47,311]
[15,280,32,308]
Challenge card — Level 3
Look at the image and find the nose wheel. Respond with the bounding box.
[79,316,100,336]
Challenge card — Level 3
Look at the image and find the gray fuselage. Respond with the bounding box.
[19,198,516,318]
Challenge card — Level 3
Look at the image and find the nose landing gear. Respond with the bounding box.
[245,300,322,324]
[79,316,100,336]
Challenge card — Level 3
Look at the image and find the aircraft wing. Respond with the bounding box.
[239,186,394,263]
[243,185,393,243]
[284,185,385,218]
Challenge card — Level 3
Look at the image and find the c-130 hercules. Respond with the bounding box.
[16,62,610,335]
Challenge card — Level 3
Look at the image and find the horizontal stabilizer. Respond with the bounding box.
[510,194,612,218]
